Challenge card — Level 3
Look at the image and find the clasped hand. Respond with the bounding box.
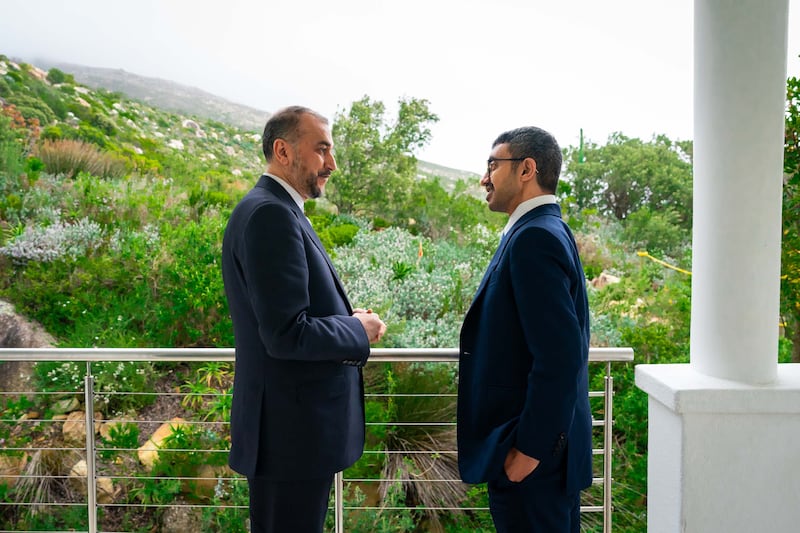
[353,308,387,343]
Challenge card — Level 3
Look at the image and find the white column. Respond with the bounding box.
[635,1,800,532]
[636,365,800,533]
[691,0,788,384]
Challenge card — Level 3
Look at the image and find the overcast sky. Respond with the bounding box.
[2,0,799,172]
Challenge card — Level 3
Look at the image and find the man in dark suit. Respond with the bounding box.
[457,126,592,532]
[221,106,387,533]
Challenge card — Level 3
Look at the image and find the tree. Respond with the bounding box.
[398,177,504,241]
[782,72,800,361]
[565,133,693,223]
[563,132,694,256]
[327,96,438,220]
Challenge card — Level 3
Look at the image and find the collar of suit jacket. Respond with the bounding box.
[263,173,305,211]
[502,194,557,236]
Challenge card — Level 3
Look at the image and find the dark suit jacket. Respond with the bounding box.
[457,203,593,494]
[221,175,370,480]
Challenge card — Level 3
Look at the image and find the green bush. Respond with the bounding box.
[7,94,56,124]
[150,216,231,347]
[75,121,109,147]
[46,68,67,84]
[40,124,64,140]
[34,84,69,120]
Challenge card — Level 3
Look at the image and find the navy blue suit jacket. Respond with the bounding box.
[457,203,592,494]
[221,175,369,480]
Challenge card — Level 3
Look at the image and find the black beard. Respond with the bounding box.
[306,175,322,199]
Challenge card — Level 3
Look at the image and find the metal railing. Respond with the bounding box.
[0,347,633,533]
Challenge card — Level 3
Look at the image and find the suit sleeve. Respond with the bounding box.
[239,201,369,362]
[509,227,585,461]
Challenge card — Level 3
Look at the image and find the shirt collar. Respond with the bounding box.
[266,173,305,211]
[502,195,557,236]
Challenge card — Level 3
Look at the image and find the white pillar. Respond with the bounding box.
[691,0,787,384]
[636,365,800,533]
[636,1,800,532]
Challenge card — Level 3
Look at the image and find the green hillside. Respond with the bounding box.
[0,52,797,533]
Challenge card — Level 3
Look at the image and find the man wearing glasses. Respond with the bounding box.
[457,126,592,532]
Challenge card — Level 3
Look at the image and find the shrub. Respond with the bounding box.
[36,139,126,179]
[0,217,104,262]
[46,68,67,84]
[6,94,56,125]
[40,124,63,141]
[34,84,69,121]
[334,227,492,347]
[149,216,231,346]
[75,122,108,147]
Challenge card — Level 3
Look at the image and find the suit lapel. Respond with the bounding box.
[466,204,562,313]
[259,176,353,312]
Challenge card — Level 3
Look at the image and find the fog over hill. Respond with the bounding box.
[28,58,481,188]
[34,59,270,133]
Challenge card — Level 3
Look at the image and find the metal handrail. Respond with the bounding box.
[0,347,633,533]
[0,346,633,362]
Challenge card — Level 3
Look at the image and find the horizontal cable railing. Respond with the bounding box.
[0,347,632,533]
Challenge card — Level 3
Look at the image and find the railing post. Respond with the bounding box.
[334,470,344,533]
[84,362,98,533]
[603,362,613,533]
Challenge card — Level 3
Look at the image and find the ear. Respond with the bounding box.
[519,157,538,183]
[273,138,293,166]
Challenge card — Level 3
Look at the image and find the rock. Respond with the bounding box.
[0,299,56,400]
[99,418,133,441]
[96,476,117,504]
[62,411,103,444]
[0,453,27,489]
[51,397,80,415]
[68,459,118,504]
[590,271,622,289]
[69,459,87,492]
[0,300,56,348]
[138,417,188,469]
[160,501,203,533]
[191,463,235,498]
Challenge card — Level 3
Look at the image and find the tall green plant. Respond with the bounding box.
[782,72,800,361]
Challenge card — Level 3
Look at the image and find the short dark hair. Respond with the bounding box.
[262,106,329,162]
[492,126,562,193]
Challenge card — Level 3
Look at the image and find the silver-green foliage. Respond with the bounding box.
[335,225,498,347]
[0,216,103,262]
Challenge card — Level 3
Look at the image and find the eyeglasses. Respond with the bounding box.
[486,157,527,177]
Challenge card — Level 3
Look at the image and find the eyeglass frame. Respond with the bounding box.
[486,157,528,177]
